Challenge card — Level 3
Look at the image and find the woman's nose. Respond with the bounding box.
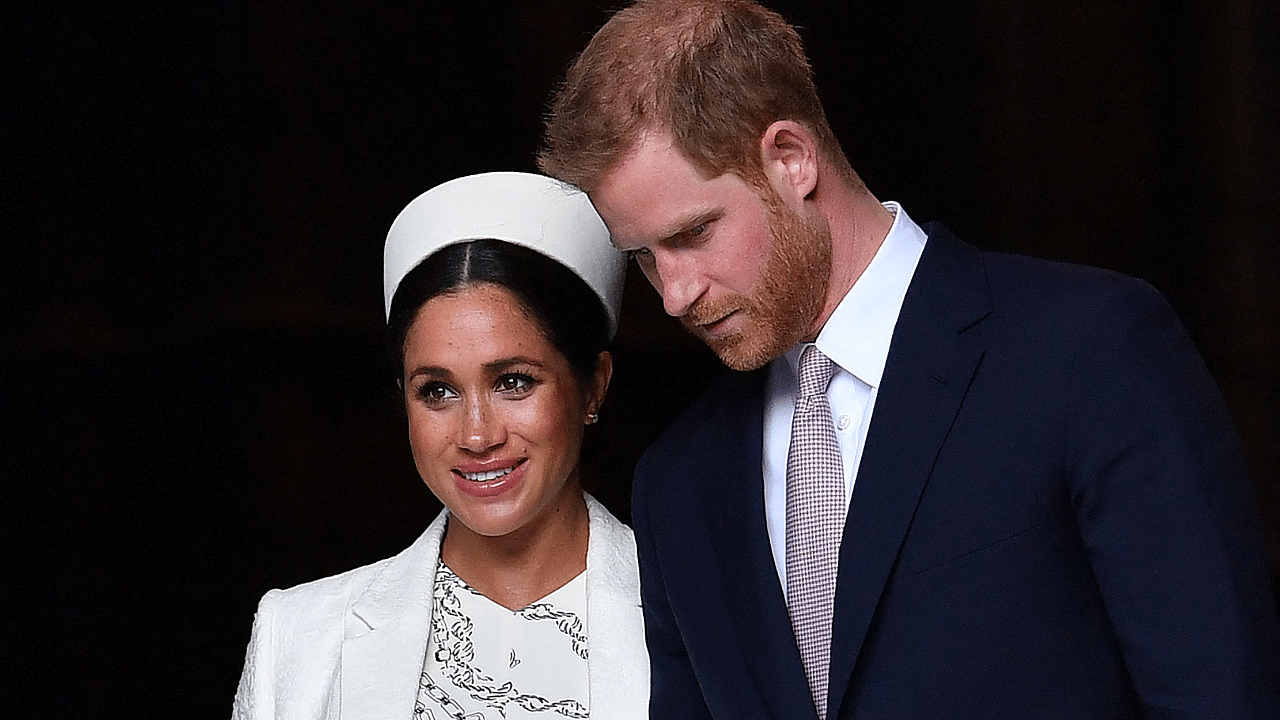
[458,397,505,453]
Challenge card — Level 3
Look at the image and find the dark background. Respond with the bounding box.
[6,1,1278,716]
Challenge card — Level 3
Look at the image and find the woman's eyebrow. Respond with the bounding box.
[406,365,452,381]
[483,356,546,373]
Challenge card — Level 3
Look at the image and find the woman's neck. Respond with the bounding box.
[440,490,590,610]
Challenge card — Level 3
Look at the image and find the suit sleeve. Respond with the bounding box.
[632,457,716,720]
[1065,278,1280,718]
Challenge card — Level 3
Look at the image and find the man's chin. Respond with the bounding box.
[683,307,802,371]
[681,319,758,370]
[705,333,776,372]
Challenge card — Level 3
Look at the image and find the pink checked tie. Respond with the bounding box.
[786,345,844,719]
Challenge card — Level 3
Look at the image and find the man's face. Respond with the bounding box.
[591,131,831,371]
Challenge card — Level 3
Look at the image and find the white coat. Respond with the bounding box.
[232,494,648,719]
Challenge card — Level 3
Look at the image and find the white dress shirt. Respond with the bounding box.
[764,202,927,593]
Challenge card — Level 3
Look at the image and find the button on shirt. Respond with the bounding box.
[764,202,928,593]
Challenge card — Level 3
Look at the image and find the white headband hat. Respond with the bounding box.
[383,171,626,336]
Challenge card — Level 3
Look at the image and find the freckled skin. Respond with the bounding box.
[400,284,608,588]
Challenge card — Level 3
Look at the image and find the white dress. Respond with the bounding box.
[415,564,590,720]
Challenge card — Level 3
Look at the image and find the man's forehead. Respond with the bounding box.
[590,140,686,233]
[595,128,673,181]
[591,146,748,252]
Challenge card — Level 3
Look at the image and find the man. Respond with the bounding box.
[539,1,1280,718]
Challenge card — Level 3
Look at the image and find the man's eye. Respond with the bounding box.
[496,374,534,394]
[626,247,653,263]
[689,223,707,237]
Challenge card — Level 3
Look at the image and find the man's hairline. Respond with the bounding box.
[584,122,766,195]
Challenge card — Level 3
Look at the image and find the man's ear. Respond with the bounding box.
[759,120,819,207]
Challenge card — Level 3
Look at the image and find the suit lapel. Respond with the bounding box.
[826,226,992,719]
[339,511,447,720]
[697,372,819,720]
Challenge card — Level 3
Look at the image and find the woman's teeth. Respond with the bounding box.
[462,466,514,482]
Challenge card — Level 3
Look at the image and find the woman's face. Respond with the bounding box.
[401,283,607,539]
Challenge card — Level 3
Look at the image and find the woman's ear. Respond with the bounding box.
[759,119,819,207]
[586,350,614,420]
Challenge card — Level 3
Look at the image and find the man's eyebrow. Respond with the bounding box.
[611,207,719,251]
[656,208,719,243]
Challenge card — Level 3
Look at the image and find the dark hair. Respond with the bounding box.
[387,239,611,384]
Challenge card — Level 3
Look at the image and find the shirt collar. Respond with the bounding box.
[784,201,927,389]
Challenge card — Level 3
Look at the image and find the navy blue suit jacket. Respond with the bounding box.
[632,225,1280,719]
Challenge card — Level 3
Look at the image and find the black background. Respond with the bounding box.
[6,1,1278,716]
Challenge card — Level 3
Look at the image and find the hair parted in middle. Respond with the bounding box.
[387,239,611,388]
[539,0,858,193]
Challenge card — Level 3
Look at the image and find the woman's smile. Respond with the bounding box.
[401,283,599,539]
[457,460,521,483]
[452,458,528,498]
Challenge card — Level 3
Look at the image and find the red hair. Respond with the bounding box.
[539,0,858,191]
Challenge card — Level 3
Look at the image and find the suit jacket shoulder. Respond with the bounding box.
[639,369,766,479]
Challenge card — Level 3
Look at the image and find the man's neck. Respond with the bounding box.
[811,184,896,335]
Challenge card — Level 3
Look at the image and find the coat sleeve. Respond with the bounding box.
[232,590,282,720]
[632,457,716,720]
[1065,278,1280,718]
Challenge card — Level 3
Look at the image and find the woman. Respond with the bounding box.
[233,172,647,720]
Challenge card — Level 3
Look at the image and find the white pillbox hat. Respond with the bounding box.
[383,171,626,336]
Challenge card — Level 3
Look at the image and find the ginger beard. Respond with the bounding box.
[683,187,833,371]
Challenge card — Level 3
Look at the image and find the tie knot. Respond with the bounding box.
[797,345,837,398]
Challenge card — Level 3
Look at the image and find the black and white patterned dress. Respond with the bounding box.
[414,563,590,720]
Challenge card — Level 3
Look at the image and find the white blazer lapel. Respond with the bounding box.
[339,510,448,720]
[583,495,650,720]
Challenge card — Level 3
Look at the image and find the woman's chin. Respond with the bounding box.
[444,483,583,542]
[447,501,531,539]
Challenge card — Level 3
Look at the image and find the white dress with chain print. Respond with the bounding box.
[415,563,590,720]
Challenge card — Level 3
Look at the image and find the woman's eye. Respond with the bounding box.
[417,382,457,404]
[496,374,534,394]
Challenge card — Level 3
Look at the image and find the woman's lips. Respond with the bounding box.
[452,458,526,498]
[459,465,515,482]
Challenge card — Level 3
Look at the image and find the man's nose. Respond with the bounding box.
[650,252,705,318]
